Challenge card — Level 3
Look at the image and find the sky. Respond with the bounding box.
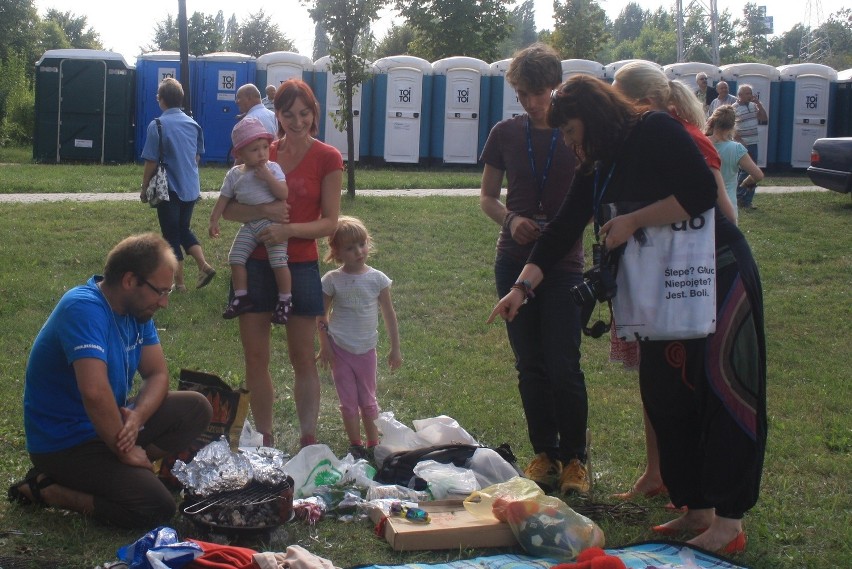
[33,0,846,64]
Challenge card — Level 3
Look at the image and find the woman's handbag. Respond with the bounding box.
[612,208,717,341]
[145,118,170,207]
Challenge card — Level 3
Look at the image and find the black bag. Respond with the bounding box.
[374,443,517,490]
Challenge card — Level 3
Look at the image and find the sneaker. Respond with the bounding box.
[222,296,254,319]
[560,458,591,495]
[524,453,562,493]
[271,297,292,325]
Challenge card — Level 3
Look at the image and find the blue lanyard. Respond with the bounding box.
[526,117,559,211]
[593,162,616,237]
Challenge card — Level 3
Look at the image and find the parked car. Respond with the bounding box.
[808,137,852,195]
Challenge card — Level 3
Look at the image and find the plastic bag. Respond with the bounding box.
[238,419,264,448]
[412,459,480,499]
[282,444,345,498]
[504,496,605,561]
[467,447,523,488]
[117,526,202,569]
[373,412,427,468]
[412,415,478,446]
[463,476,543,521]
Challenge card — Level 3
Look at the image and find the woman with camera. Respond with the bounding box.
[488,76,767,554]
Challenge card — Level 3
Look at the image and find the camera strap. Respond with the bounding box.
[592,162,616,238]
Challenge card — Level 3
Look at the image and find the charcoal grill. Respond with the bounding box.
[182,478,293,541]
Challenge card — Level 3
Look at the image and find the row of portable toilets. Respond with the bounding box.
[32,49,852,169]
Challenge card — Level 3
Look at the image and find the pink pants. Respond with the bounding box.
[329,337,380,421]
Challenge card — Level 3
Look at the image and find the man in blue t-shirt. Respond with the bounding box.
[8,234,212,528]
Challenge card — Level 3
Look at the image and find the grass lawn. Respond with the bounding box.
[0,183,850,567]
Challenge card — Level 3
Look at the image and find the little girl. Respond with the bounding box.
[209,117,292,325]
[317,216,402,460]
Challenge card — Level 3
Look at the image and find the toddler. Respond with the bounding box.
[317,216,402,460]
[209,117,292,324]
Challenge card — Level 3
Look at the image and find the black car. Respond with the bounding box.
[808,137,852,194]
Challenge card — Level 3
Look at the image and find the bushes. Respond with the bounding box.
[0,52,35,146]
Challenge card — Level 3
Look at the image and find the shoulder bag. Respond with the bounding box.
[612,207,717,342]
[145,118,170,207]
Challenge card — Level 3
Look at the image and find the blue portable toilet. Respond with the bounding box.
[256,51,314,93]
[719,63,781,168]
[194,52,256,164]
[488,59,524,131]
[561,59,605,81]
[776,63,838,168]
[370,56,433,164]
[430,56,490,164]
[313,55,371,162]
[33,49,135,163]
[604,59,659,83]
[830,68,852,137]
[135,51,196,161]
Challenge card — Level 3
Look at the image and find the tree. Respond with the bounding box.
[313,21,331,61]
[230,9,295,56]
[38,20,70,52]
[43,9,102,49]
[374,23,418,58]
[395,0,513,61]
[550,0,610,59]
[735,3,770,61]
[187,12,225,55]
[612,2,646,43]
[306,0,386,196]
[225,14,239,50]
[497,0,537,58]
[0,0,41,64]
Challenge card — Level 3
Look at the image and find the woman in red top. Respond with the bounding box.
[223,79,343,448]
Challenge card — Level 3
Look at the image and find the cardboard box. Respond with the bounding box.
[369,499,518,551]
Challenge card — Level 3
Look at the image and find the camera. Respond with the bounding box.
[569,244,618,306]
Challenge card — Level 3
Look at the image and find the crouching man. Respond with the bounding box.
[8,233,212,528]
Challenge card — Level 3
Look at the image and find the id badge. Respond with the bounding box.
[533,213,548,232]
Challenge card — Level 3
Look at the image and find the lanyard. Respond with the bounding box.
[526,117,559,211]
[592,162,616,238]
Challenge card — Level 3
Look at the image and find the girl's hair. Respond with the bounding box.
[548,75,639,172]
[324,216,372,264]
[705,104,737,135]
[273,79,321,137]
[614,61,706,128]
[157,77,184,109]
[506,42,562,92]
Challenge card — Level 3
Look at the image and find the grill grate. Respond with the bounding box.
[183,481,284,515]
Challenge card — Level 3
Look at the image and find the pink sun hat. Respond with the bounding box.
[231,117,274,157]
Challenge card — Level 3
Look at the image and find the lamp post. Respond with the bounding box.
[178,0,192,114]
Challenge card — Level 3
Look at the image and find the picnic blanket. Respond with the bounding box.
[353,541,750,569]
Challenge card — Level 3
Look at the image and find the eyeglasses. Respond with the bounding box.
[697,77,708,82]
[138,276,175,298]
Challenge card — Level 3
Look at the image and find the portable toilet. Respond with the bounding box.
[604,59,660,83]
[313,55,371,162]
[776,63,838,168]
[561,59,605,81]
[33,49,135,163]
[194,52,256,164]
[135,51,196,161]
[830,68,852,137]
[488,59,524,130]
[370,56,433,164]
[256,51,314,93]
[663,62,722,91]
[719,63,781,167]
[430,56,490,164]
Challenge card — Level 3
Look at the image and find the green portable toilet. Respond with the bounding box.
[34,49,135,163]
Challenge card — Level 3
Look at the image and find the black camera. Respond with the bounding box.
[569,244,618,306]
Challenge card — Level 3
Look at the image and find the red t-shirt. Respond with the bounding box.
[250,138,343,263]
[675,114,722,170]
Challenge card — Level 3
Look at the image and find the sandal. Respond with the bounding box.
[7,467,55,506]
[196,267,216,289]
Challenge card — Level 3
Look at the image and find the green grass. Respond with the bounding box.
[0,187,850,567]
[0,143,818,192]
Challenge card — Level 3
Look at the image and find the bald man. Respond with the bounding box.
[707,80,737,116]
[236,84,278,135]
[262,85,276,111]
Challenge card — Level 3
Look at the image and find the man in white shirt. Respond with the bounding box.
[236,84,278,136]
[708,81,737,116]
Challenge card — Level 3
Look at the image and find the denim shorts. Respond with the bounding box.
[229,258,324,316]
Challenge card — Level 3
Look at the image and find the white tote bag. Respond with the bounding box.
[613,208,716,341]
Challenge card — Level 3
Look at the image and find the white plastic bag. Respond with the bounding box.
[282,444,345,498]
[412,415,478,446]
[413,459,480,499]
[373,412,427,468]
[467,447,523,488]
[238,419,264,448]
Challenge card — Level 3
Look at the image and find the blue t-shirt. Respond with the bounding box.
[24,276,160,454]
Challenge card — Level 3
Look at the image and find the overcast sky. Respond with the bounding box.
[33,0,846,64]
